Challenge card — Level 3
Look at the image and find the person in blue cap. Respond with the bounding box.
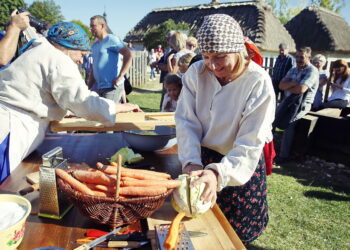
[0,22,141,184]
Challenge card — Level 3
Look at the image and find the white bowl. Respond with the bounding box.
[123,126,177,151]
[0,194,31,250]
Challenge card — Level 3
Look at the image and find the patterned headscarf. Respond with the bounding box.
[47,22,90,51]
[196,14,245,53]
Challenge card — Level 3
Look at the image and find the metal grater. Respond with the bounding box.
[155,223,195,250]
[38,147,73,219]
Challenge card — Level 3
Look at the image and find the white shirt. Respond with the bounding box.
[0,38,116,172]
[161,93,177,112]
[175,61,275,190]
[0,38,116,124]
[328,75,350,103]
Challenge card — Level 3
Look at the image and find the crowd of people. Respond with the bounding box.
[0,9,349,246]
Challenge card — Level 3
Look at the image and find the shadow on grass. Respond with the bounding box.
[272,163,350,195]
[303,190,350,201]
[246,244,271,250]
[133,87,162,94]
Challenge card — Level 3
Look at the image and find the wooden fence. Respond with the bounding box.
[127,51,148,87]
[263,57,276,76]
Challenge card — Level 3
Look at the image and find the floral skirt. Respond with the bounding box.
[201,147,268,243]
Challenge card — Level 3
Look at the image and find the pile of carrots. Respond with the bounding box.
[55,159,181,198]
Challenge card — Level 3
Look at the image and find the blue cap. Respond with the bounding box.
[0,30,5,40]
[47,22,90,50]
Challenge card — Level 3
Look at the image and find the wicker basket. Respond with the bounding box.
[57,170,173,228]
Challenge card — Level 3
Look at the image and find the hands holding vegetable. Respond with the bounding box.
[182,163,219,207]
[189,169,218,207]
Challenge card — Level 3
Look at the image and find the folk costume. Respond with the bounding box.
[0,22,116,183]
[175,14,275,243]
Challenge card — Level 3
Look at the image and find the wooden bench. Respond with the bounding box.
[293,108,350,164]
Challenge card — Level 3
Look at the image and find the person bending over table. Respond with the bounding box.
[0,22,141,184]
[175,14,275,244]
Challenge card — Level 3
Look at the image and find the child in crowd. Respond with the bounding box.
[178,52,196,75]
[161,74,182,112]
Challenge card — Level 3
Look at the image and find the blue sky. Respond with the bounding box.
[25,0,350,39]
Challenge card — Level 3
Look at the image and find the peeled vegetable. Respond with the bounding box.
[171,174,211,217]
[110,147,144,165]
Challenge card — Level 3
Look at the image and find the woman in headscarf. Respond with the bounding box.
[0,22,140,183]
[175,14,275,243]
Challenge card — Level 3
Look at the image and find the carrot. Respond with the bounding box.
[86,183,115,193]
[121,176,139,181]
[121,171,168,181]
[163,212,186,250]
[121,179,181,189]
[122,167,171,179]
[96,163,117,175]
[93,190,110,197]
[108,161,171,179]
[72,170,116,186]
[110,161,118,167]
[119,186,167,196]
[55,168,94,196]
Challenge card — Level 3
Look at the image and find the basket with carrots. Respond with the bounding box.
[56,155,180,228]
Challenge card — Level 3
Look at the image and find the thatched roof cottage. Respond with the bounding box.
[125,0,296,62]
[285,5,350,67]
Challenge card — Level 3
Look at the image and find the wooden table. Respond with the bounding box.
[0,132,245,249]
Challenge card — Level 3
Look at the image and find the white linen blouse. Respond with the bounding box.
[175,60,275,191]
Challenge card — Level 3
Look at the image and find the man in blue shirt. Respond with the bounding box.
[272,43,295,102]
[88,15,132,103]
[275,47,318,164]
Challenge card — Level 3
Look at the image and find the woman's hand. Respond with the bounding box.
[189,169,218,207]
[116,103,142,113]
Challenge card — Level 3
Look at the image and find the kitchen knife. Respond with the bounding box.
[73,227,120,250]
[107,240,148,248]
[19,183,40,196]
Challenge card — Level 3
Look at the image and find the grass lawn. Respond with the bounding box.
[128,79,350,250]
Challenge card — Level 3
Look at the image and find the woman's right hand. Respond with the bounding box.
[189,169,218,206]
[115,103,142,113]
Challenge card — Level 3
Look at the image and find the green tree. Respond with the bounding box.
[0,0,25,29]
[28,0,64,25]
[70,20,93,41]
[311,0,345,13]
[143,19,190,50]
[267,0,345,24]
[266,0,305,24]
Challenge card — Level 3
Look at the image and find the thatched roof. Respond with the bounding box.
[125,1,295,52]
[285,5,350,53]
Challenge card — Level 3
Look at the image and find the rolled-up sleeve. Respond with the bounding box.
[49,62,116,126]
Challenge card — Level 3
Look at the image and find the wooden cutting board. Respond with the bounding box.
[50,112,175,132]
[147,202,246,250]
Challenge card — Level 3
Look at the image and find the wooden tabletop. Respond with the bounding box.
[0,132,244,250]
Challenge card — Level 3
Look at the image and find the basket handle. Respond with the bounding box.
[115,155,122,198]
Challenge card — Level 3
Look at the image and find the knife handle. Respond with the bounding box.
[19,183,39,196]
[107,241,141,248]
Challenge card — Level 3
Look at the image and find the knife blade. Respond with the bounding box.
[73,227,120,250]
[188,231,208,238]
